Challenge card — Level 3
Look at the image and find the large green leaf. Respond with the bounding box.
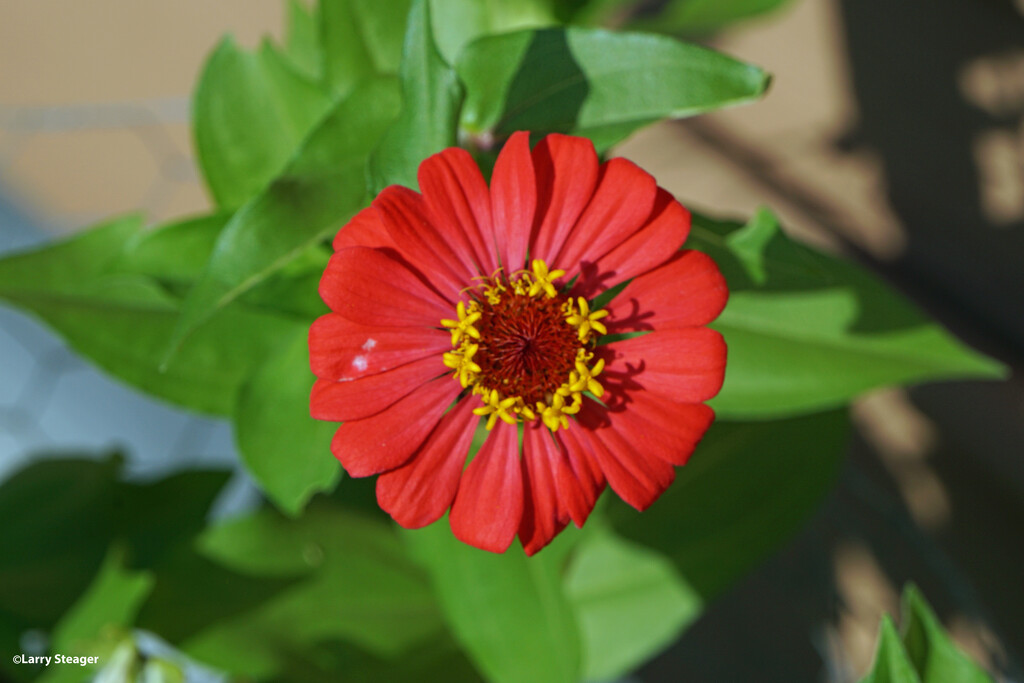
[234,327,340,516]
[632,0,793,35]
[900,585,994,683]
[118,211,329,320]
[688,209,1006,419]
[456,27,769,150]
[0,216,303,415]
[319,0,412,95]
[165,77,401,362]
[194,37,332,209]
[611,410,849,599]
[367,0,464,193]
[181,504,444,678]
[564,527,701,681]
[116,212,230,284]
[405,521,581,683]
[429,0,557,66]
[283,0,322,80]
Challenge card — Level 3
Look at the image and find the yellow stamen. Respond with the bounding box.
[440,300,482,345]
[565,296,609,342]
[473,389,519,430]
[527,259,566,299]
[442,258,611,434]
[442,343,481,388]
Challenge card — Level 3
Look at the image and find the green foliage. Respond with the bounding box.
[457,27,769,151]
[38,550,154,683]
[165,77,400,362]
[611,409,849,598]
[0,456,227,628]
[0,457,229,683]
[0,215,304,415]
[429,0,558,65]
[194,37,331,209]
[283,0,322,79]
[368,0,464,193]
[633,0,793,35]
[179,504,447,679]
[405,521,581,683]
[234,328,341,516]
[564,527,701,681]
[689,209,1006,419]
[319,0,412,95]
[861,586,995,683]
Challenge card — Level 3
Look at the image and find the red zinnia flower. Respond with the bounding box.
[310,132,728,555]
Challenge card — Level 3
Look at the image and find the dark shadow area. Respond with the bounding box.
[638,4,1024,678]
[838,0,1024,351]
[836,0,1024,672]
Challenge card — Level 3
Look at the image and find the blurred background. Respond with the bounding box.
[1,0,1022,680]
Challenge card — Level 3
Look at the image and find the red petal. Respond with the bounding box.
[309,313,449,380]
[529,134,599,263]
[376,398,479,529]
[576,403,676,511]
[573,189,690,300]
[605,250,728,334]
[554,428,606,527]
[320,246,453,328]
[557,158,658,280]
[373,186,471,300]
[598,392,714,467]
[490,131,536,272]
[332,206,394,252]
[330,377,460,477]
[419,147,498,275]
[519,425,569,556]
[600,328,727,404]
[449,422,522,553]
[310,356,443,421]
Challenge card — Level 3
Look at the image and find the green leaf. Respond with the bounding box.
[0,457,121,627]
[319,0,412,95]
[315,635,483,683]
[457,27,769,150]
[862,617,923,683]
[48,548,154,663]
[900,585,994,683]
[688,209,1007,418]
[564,527,701,681]
[119,211,329,320]
[368,0,464,193]
[611,410,849,599]
[0,455,229,632]
[0,216,304,415]
[193,37,332,209]
[283,0,322,80]
[429,0,557,66]
[405,521,580,683]
[234,327,340,516]
[633,0,793,35]
[165,77,401,363]
[116,469,233,569]
[116,212,230,284]
[139,659,186,683]
[182,504,444,677]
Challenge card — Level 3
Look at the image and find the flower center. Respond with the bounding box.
[442,260,609,432]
